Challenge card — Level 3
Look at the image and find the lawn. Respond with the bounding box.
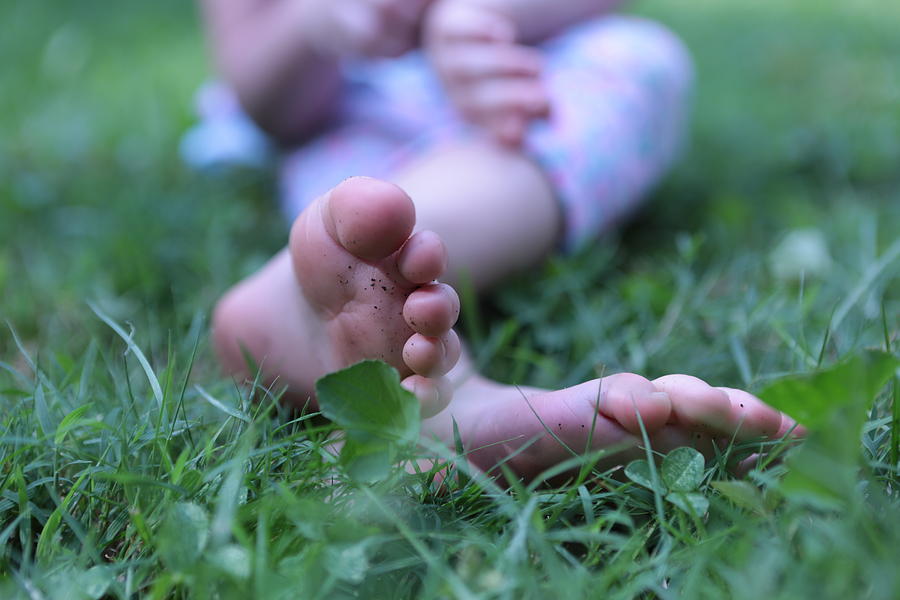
[1,0,899,598]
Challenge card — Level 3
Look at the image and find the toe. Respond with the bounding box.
[777,416,807,438]
[403,283,460,337]
[402,374,453,418]
[398,231,448,284]
[324,177,416,261]
[716,387,785,440]
[403,330,461,377]
[597,373,672,435]
[653,374,735,434]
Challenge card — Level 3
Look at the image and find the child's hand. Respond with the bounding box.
[423,0,550,147]
[304,0,432,58]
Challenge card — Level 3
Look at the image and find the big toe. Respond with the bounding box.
[323,177,416,261]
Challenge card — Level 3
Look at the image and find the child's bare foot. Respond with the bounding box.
[422,370,805,481]
[213,176,461,416]
[213,176,802,481]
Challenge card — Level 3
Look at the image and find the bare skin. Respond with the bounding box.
[199,0,431,142]
[214,177,462,417]
[200,0,624,145]
[213,177,803,480]
[206,1,802,480]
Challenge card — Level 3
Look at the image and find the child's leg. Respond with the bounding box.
[278,16,694,288]
[524,15,695,251]
[212,19,800,478]
[280,135,563,291]
[392,142,561,290]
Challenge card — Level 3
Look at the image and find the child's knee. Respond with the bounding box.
[548,16,695,100]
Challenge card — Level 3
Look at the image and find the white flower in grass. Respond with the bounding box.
[770,228,832,281]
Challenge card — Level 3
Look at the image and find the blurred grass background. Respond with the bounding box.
[1,0,896,375]
[1,0,899,597]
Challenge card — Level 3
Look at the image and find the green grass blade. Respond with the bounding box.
[89,302,164,409]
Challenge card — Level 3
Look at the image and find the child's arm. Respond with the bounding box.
[200,0,430,143]
[200,0,340,143]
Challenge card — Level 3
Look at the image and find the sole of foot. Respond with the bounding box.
[213,176,462,417]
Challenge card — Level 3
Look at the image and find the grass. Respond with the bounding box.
[1,0,899,597]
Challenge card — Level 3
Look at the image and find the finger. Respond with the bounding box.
[457,77,550,122]
[438,43,543,83]
[486,112,528,147]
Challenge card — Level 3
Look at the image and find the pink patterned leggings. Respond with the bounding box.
[279,16,694,251]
